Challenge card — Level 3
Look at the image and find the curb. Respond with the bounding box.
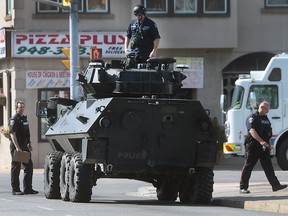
[139,186,288,214]
[138,186,156,198]
[212,198,288,214]
[211,199,244,209]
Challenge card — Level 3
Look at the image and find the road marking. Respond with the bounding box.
[37,206,54,211]
[0,198,13,202]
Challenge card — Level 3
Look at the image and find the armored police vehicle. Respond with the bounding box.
[36,56,218,204]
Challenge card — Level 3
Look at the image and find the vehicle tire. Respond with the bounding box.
[60,152,73,201]
[44,151,63,199]
[179,177,198,204]
[277,139,288,170]
[69,153,93,202]
[156,182,178,202]
[195,167,214,204]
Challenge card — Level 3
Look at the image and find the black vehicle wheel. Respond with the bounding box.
[69,153,93,202]
[44,151,63,199]
[195,167,214,204]
[277,139,288,170]
[156,182,178,202]
[179,177,198,204]
[60,152,73,201]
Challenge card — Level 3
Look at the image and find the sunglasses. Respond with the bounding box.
[135,13,144,17]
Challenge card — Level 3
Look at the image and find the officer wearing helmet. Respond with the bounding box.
[125,5,161,63]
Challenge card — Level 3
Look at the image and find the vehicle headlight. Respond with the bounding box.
[225,121,230,137]
[99,116,111,128]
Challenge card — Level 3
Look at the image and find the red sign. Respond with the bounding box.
[13,32,126,58]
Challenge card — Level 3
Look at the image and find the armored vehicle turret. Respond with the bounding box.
[36,56,218,204]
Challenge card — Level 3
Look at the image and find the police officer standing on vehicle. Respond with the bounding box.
[239,101,287,194]
[9,101,38,195]
[125,5,161,63]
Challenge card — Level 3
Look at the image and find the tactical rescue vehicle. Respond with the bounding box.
[36,55,218,203]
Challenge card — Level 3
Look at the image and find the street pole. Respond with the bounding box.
[33,0,80,101]
[69,0,80,101]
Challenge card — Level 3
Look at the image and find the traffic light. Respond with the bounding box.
[61,48,70,70]
[90,47,102,60]
[63,0,70,7]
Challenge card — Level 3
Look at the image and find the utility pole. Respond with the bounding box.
[33,0,80,101]
[69,0,80,101]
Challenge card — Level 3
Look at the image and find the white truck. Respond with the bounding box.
[220,53,288,170]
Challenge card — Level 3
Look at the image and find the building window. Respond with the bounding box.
[38,89,70,141]
[174,0,197,14]
[266,0,288,7]
[37,0,109,13]
[204,0,227,14]
[86,0,108,12]
[145,0,168,13]
[6,0,11,15]
[38,0,59,13]
[143,0,229,16]
[62,0,84,13]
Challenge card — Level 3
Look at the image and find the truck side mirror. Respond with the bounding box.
[36,100,48,118]
[249,92,257,109]
[220,94,226,114]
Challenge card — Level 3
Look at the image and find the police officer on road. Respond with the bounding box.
[125,5,161,63]
[9,101,38,195]
[239,101,287,194]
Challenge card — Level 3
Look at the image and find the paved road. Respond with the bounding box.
[1,156,287,214]
[1,167,282,216]
[138,156,288,214]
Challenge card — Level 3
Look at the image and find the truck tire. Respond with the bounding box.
[277,139,288,170]
[69,153,93,202]
[44,151,63,199]
[156,182,178,201]
[60,152,73,201]
[179,177,198,204]
[195,167,214,204]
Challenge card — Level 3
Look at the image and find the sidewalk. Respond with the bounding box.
[138,182,288,214]
[212,156,288,214]
[212,182,288,214]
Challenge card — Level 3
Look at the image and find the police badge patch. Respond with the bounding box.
[9,119,15,126]
[248,117,254,124]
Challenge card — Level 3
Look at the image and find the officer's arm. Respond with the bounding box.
[249,128,269,148]
[124,37,130,54]
[149,38,160,58]
[10,132,21,151]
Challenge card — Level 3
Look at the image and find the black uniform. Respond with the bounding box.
[9,113,34,193]
[126,16,160,62]
[240,111,280,190]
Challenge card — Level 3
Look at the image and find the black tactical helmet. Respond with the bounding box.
[133,5,146,16]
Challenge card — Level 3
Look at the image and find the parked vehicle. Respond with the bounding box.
[221,53,288,170]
